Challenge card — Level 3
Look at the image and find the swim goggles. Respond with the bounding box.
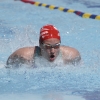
[43,43,60,49]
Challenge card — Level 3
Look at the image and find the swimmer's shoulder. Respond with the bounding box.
[60,45,80,55]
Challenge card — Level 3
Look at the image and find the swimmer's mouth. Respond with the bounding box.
[49,55,55,61]
[50,55,55,58]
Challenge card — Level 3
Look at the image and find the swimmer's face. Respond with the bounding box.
[40,38,60,62]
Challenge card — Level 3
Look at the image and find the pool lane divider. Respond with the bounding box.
[16,0,100,20]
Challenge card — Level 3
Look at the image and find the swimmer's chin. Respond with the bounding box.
[49,58,55,62]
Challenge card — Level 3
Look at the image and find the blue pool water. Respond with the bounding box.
[0,0,100,100]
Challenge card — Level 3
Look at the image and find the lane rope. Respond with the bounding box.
[17,0,100,20]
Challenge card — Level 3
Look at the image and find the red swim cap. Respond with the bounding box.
[39,24,61,43]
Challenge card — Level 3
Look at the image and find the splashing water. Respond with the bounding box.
[0,0,100,100]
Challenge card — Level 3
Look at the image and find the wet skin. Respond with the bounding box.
[40,38,60,62]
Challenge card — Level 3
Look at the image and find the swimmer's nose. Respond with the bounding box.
[50,48,55,53]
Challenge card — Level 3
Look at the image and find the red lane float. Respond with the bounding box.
[20,0,35,4]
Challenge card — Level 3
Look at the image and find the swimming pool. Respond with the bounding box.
[0,0,100,100]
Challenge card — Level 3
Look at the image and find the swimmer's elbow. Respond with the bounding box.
[71,54,81,65]
[6,56,12,65]
[6,55,26,68]
[6,56,20,68]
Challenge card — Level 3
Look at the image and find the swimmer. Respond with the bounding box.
[6,24,81,68]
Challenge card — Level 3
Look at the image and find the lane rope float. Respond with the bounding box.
[16,0,100,20]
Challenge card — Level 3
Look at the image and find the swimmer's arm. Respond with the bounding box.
[65,53,81,65]
[6,54,31,65]
[61,46,81,65]
[68,54,81,65]
[6,47,35,67]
